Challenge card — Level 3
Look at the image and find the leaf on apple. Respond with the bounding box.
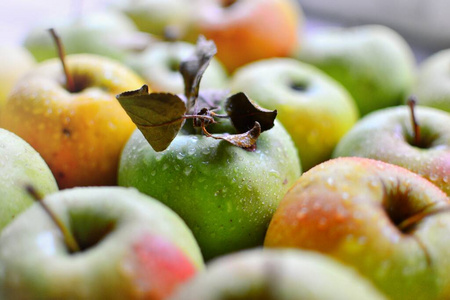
[202,121,261,152]
[225,92,277,133]
[116,85,186,151]
[179,35,217,112]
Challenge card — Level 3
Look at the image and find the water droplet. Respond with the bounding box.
[183,167,192,176]
[326,177,334,186]
[176,152,185,160]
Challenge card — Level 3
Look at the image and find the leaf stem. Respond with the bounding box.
[26,185,80,253]
[48,28,75,93]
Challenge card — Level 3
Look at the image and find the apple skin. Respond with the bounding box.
[0,44,35,110]
[265,157,450,300]
[230,58,359,171]
[23,10,138,63]
[125,41,228,94]
[171,248,387,300]
[0,186,203,299]
[0,54,145,189]
[118,120,301,261]
[0,128,58,232]
[294,24,416,116]
[188,0,303,73]
[110,0,194,39]
[333,105,450,196]
[411,49,450,113]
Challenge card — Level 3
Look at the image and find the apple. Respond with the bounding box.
[23,10,141,63]
[119,119,301,261]
[0,53,145,189]
[0,44,35,110]
[109,0,194,40]
[125,40,228,94]
[171,248,387,300]
[293,24,416,116]
[187,0,304,73]
[411,49,450,113]
[333,104,450,196]
[265,157,450,300]
[0,186,203,299]
[0,128,58,232]
[230,57,359,171]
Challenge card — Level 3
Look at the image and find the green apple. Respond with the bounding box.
[0,54,145,189]
[125,40,228,94]
[23,10,140,62]
[265,157,450,300]
[411,49,450,113]
[0,186,203,299]
[294,24,416,116]
[171,248,387,300]
[118,119,301,261]
[230,58,359,171]
[333,105,450,196]
[0,128,58,232]
[0,44,35,110]
[109,0,194,40]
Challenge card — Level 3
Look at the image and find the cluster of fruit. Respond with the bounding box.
[0,0,449,299]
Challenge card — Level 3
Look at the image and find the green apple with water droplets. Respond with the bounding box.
[171,248,387,300]
[230,58,359,171]
[265,157,450,300]
[333,105,450,196]
[118,119,301,261]
[0,186,203,299]
[0,128,58,232]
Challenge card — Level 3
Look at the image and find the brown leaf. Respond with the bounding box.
[203,121,261,151]
[225,92,277,133]
[179,36,217,112]
[116,85,186,151]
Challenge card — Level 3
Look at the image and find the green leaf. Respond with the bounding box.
[225,92,277,133]
[116,85,186,152]
[180,36,217,112]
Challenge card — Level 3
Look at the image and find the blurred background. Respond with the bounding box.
[1,0,449,63]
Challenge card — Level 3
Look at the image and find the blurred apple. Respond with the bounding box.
[294,24,416,116]
[265,157,450,300]
[125,40,228,94]
[0,54,145,189]
[109,0,194,40]
[23,10,141,62]
[171,248,387,300]
[172,248,387,299]
[333,105,450,196]
[0,186,203,299]
[411,49,450,113]
[230,58,359,171]
[0,44,35,110]
[0,128,58,232]
[187,0,304,73]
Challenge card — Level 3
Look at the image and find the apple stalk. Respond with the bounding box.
[48,28,75,93]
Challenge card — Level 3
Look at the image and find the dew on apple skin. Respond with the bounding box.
[326,177,335,186]
[162,164,169,170]
[183,166,192,176]
[176,152,185,160]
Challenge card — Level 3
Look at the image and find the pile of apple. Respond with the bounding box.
[0,0,449,299]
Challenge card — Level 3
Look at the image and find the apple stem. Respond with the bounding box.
[398,206,450,232]
[407,96,421,146]
[26,185,80,253]
[48,28,76,93]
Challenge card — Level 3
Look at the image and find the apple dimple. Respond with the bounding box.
[289,81,309,92]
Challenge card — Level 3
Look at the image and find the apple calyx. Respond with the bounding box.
[116,36,277,152]
[407,96,422,147]
[25,185,81,253]
[48,28,76,93]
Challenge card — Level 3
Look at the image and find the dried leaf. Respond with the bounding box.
[116,85,186,151]
[203,121,261,151]
[225,92,277,133]
[180,36,217,111]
